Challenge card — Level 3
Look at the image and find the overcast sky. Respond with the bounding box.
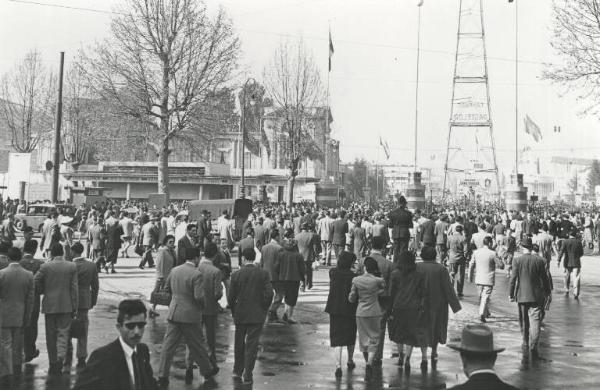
[1,0,598,174]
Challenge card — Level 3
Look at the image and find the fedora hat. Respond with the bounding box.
[520,236,533,250]
[448,324,505,354]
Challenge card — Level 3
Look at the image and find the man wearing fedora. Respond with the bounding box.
[448,324,518,390]
[509,236,552,362]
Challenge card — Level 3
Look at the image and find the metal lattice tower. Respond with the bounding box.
[443,0,500,199]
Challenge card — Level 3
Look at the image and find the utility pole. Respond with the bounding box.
[51,52,64,203]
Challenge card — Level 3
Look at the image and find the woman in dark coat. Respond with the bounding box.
[325,251,358,379]
[416,246,461,369]
[388,250,428,373]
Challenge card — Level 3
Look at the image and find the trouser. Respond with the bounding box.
[478,285,493,317]
[139,245,154,267]
[332,244,344,263]
[233,323,263,379]
[321,241,332,264]
[66,309,89,360]
[1,327,24,376]
[23,301,40,359]
[158,320,213,378]
[44,313,72,365]
[374,308,390,361]
[393,238,410,258]
[518,303,543,351]
[564,267,581,296]
[448,262,465,295]
[185,314,218,367]
[303,261,313,289]
[436,244,447,264]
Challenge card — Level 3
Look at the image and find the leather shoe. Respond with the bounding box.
[157,377,169,388]
[204,365,219,379]
[185,367,193,384]
[24,349,40,363]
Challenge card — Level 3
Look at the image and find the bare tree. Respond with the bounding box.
[544,0,600,115]
[0,50,55,153]
[263,39,325,208]
[82,0,239,201]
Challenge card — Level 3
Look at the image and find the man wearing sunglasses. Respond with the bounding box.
[73,299,157,390]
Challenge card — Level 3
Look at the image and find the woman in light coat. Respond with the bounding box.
[348,257,385,381]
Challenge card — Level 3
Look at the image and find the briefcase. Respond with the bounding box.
[150,287,172,307]
[134,244,145,256]
[70,316,86,339]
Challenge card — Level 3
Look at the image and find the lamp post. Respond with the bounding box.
[239,78,258,198]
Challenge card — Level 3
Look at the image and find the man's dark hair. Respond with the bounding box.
[7,247,22,262]
[242,247,256,262]
[71,242,84,254]
[460,351,497,366]
[185,247,200,261]
[204,242,218,258]
[270,229,280,239]
[23,239,38,255]
[23,226,34,234]
[117,299,147,324]
[50,243,64,257]
[337,251,356,270]
[455,225,464,233]
[162,234,175,246]
[372,236,385,250]
[186,224,197,232]
[420,246,437,261]
[483,236,493,247]
[0,241,12,253]
[364,257,380,275]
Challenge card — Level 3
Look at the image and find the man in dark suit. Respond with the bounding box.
[157,247,218,387]
[67,243,99,370]
[253,218,267,252]
[388,195,413,255]
[34,243,78,379]
[176,224,198,266]
[73,299,157,390]
[509,237,551,363]
[260,229,283,321]
[0,247,34,386]
[448,324,518,390]
[419,213,436,249]
[558,229,584,298]
[238,228,256,268]
[105,213,124,274]
[295,223,320,290]
[20,239,44,363]
[331,212,348,263]
[228,248,274,385]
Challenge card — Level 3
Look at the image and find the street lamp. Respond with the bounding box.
[239,78,258,198]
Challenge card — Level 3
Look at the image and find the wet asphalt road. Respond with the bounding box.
[9,251,600,390]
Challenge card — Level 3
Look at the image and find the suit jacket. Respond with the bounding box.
[141,222,156,247]
[165,262,204,323]
[348,273,385,317]
[470,247,501,286]
[331,219,348,246]
[278,243,305,282]
[105,222,124,253]
[73,257,99,310]
[196,259,223,316]
[389,207,413,239]
[253,225,267,250]
[296,231,319,262]
[447,234,468,264]
[41,218,58,251]
[448,372,519,390]
[156,246,176,279]
[559,237,584,268]
[176,235,197,266]
[317,216,334,241]
[0,263,34,327]
[228,264,273,324]
[88,224,106,251]
[34,257,78,314]
[509,253,551,305]
[238,236,255,258]
[73,339,157,390]
[260,241,283,283]
[325,268,358,316]
[419,219,436,246]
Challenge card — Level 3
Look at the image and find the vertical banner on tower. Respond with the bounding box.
[7,153,31,199]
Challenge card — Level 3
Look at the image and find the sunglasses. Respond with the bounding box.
[123,322,147,330]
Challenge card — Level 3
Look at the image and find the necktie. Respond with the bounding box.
[131,350,142,390]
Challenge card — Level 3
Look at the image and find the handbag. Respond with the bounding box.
[150,284,172,306]
[70,315,86,339]
[134,244,145,256]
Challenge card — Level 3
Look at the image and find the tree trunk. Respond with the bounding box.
[157,137,170,203]
[287,175,295,212]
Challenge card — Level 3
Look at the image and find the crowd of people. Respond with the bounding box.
[0,193,593,388]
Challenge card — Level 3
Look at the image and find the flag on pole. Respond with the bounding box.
[328,28,334,72]
[524,114,542,142]
[379,136,390,160]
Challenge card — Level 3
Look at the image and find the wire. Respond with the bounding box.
[7,0,549,67]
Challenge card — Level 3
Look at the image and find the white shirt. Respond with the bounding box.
[119,336,137,387]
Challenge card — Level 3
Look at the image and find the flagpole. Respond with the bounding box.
[377,135,380,200]
[325,23,331,184]
[515,0,519,175]
[414,3,422,172]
